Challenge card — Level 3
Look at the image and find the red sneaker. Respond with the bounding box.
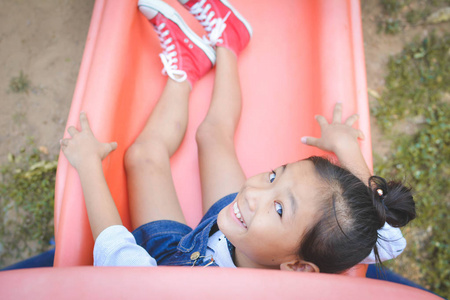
[139,0,216,86]
[179,0,252,56]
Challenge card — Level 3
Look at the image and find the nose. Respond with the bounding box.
[245,187,265,212]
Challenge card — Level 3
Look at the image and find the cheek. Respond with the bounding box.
[216,208,226,231]
[250,219,302,255]
[240,229,294,264]
[246,219,277,245]
[217,206,238,238]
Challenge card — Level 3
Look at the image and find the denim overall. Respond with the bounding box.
[132,193,237,267]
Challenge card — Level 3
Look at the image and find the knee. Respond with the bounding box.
[196,120,234,150]
[124,143,147,171]
[124,141,167,172]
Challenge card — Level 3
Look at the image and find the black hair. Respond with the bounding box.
[298,156,416,274]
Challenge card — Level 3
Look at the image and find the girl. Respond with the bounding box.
[60,0,416,272]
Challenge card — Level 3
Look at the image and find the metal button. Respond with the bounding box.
[190,251,200,260]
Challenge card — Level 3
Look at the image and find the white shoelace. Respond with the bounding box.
[154,23,187,82]
[189,0,231,46]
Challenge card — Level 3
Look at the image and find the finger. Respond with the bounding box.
[67,126,79,137]
[79,111,92,132]
[357,129,365,140]
[60,139,69,147]
[315,115,328,128]
[345,114,359,126]
[102,142,118,158]
[332,102,343,123]
[60,140,68,152]
[108,142,118,152]
[301,136,320,147]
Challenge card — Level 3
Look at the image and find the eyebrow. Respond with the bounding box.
[279,164,298,218]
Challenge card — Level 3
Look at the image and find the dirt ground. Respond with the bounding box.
[0,0,94,165]
[0,0,444,280]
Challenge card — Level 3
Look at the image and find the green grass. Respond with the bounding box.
[377,0,406,34]
[377,0,450,34]
[0,147,57,267]
[371,32,449,298]
[380,0,406,15]
[9,71,31,94]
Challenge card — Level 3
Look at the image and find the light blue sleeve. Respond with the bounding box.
[94,225,157,267]
[361,223,406,264]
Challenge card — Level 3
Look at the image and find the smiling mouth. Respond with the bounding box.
[233,202,247,228]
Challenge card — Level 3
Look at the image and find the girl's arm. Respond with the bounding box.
[60,112,120,240]
[302,103,407,263]
[301,102,371,182]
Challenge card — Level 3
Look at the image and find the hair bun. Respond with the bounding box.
[368,176,416,228]
[368,176,388,227]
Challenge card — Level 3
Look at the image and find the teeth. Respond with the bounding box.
[233,202,246,227]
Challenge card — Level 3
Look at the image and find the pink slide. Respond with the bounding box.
[0,0,439,299]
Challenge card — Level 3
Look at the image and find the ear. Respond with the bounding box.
[280,260,320,273]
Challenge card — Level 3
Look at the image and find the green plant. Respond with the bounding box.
[406,9,425,25]
[371,32,449,298]
[378,18,403,34]
[380,0,407,15]
[12,112,26,124]
[9,71,31,94]
[377,0,450,35]
[376,0,405,35]
[371,33,449,130]
[0,147,57,267]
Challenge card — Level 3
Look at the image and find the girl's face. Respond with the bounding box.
[217,160,323,269]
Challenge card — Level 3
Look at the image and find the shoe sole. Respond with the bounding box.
[138,0,217,65]
[216,0,253,38]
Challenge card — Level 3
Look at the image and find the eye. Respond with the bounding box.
[269,170,277,183]
[275,202,283,217]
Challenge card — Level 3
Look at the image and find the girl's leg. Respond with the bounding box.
[196,47,246,213]
[188,0,252,213]
[127,2,215,229]
[125,79,190,229]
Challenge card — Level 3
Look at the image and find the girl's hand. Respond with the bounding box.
[60,112,117,170]
[301,102,365,155]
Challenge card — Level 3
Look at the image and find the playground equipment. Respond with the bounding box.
[0,1,440,299]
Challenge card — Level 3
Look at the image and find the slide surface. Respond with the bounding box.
[0,267,441,299]
[55,0,373,268]
[2,0,439,299]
